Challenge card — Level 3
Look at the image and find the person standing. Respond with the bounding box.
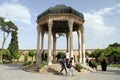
[65,51,69,65]
[41,50,45,63]
[101,59,107,71]
[56,53,61,62]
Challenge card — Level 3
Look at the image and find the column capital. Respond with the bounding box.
[48,19,53,28]
[68,19,74,27]
[37,25,41,32]
[81,25,84,33]
[77,29,81,33]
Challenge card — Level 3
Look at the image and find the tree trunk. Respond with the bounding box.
[0,32,9,63]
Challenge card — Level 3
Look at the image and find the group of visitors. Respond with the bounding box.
[88,58,107,71]
[58,51,74,77]
[41,50,107,77]
[88,59,97,69]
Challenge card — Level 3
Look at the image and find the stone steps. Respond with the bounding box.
[80,64,96,72]
[23,63,95,74]
[46,63,91,74]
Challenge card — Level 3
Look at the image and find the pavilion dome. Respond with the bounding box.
[37,4,84,21]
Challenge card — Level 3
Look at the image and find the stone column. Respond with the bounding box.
[41,28,44,51]
[36,25,41,66]
[66,32,69,51]
[81,26,86,64]
[77,29,82,63]
[68,19,74,64]
[48,19,53,65]
[53,33,56,62]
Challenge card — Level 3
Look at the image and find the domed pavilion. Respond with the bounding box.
[36,4,85,65]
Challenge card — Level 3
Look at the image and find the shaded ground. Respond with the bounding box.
[0,63,120,80]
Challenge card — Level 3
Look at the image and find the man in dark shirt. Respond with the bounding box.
[59,58,67,75]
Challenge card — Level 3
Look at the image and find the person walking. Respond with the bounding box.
[67,58,74,76]
[59,58,67,75]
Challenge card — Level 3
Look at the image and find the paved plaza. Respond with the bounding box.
[0,63,120,80]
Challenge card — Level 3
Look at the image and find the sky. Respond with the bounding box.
[0,0,120,50]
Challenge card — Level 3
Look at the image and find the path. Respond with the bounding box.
[0,63,120,80]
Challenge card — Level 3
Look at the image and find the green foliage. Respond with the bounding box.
[24,54,29,62]
[90,42,120,63]
[28,50,35,62]
[89,49,102,62]
[2,49,11,57]
[0,17,18,63]
[23,61,28,66]
[112,64,120,68]
[110,48,120,61]
[109,42,120,47]
[0,50,2,56]
[23,61,32,66]
[28,50,35,57]
[13,50,21,61]
[57,52,65,59]
[0,17,18,32]
[8,31,19,56]
[2,49,11,61]
[28,61,32,65]
[38,62,47,69]
[75,63,83,71]
[85,51,89,56]
[89,49,102,58]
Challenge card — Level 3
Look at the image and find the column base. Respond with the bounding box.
[48,62,52,65]
[79,59,82,63]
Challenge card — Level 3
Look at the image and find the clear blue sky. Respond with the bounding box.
[0,0,120,49]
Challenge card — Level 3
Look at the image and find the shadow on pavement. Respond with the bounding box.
[1,63,23,70]
[94,67,120,75]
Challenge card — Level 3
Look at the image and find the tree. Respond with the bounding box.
[12,50,21,62]
[89,49,102,62]
[110,48,120,62]
[8,31,19,61]
[89,43,120,64]
[0,17,18,63]
[109,42,120,47]
[28,50,35,62]
[2,49,11,61]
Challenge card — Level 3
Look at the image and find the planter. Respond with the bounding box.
[76,67,81,72]
[78,69,81,72]
[23,65,28,69]
[39,69,43,72]
[39,67,45,72]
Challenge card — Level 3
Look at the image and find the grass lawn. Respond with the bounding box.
[112,64,120,68]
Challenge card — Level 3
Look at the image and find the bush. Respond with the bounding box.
[2,49,11,60]
[28,50,35,61]
[75,63,83,72]
[23,62,28,66]
[28,61,32,65]
[23,61,32,68]
[24,54,29,62]
[13,50,21,62]
[38,62,47,69]
[57,52,65,59]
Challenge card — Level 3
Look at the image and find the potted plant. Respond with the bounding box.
[75,63,83,72]
[38,62,47,72]
[23,61,28,68]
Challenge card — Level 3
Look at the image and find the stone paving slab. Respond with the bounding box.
[0,63,120,80]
